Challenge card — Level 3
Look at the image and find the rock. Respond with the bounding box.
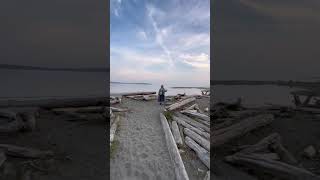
[303,145,317,158]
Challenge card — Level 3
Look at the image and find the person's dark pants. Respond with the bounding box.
[159,95,165,104]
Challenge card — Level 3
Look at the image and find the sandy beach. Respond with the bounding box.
[110,96,210,180]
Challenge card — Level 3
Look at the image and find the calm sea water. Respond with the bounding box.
[110,83,205,96]
[0,70,108,100]
[212,85,303,106]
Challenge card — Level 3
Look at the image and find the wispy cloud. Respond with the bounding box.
[111,0,210,85]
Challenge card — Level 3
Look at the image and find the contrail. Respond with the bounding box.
[0,64,109,72]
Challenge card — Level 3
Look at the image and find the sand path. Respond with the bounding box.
[110,98,175,180]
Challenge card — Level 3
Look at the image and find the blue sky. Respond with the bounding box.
[110,0,210,86]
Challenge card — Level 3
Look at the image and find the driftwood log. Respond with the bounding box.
[204,171,210,180]
[160,113,189,180]
[0,144,53,158]
[110,115,120,145]
[171,121,183,146]
[176,113,210,132]
[237,133,298,165]
[185,136,210,169]
[184,128,210,151]
[181,110,210,122]
[122,92,156,97]
[167,97,196,111]
[110,107,128,112]
[213,114,274,147]
[0,97,109,109]
[225,153,319,180]
[173,116,209,140]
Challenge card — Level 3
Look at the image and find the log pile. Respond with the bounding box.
[161,96,211,178]
[213,99,320,180]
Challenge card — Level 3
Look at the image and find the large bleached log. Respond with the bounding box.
[203,171,210,180]
[184,128,210,151]
[173,116,210,140]
[143,95,157,101]
[225,153,319,180]
[237,133,298,165]
[122,91,156,97]
[213,114,274,147]
[176,113,210,132]
[110,107,128,112]
[171,121,183,146]
[160,113,189,180]
[167,97,196,111]
[110,115,120,145]
[0,97,109,108]
[181,110,210,122]
[0,144,53,158]
[185,136,210,169]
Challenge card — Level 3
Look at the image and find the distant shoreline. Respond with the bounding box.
[110,82,152,85]
[211,80,320,88]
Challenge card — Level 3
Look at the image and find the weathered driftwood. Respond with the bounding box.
[110,107,128,112]
[160,113,189,180]
[184,128,210,151]
[0,144,53,158]
[173,116,209,140]
[181,110,210,122]
[0,150,6,168]
[122,91,156,97]
[171,121,183,146]
[110,99,121,105]
[236,133,298,165]
[176,113,210,132]
[0,97,109,108]
[178,123,185,146]
[225,153,319,180]
[213,114,274,147]
[110,115,120,145]
[167,97,196,111]
[143,95,157,101]
[185,136,210,169]
[204,171,210,180]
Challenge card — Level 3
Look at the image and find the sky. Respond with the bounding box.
[213,0,320,81]
[110,0,210,86]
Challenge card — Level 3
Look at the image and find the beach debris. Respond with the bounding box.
[110,115,120,145]
[166,97,196,111]
[143,94,157,101]
[303,145,317,159]
[175,113,210,132]
[122,91,156,97]
[225,153,320,180]
[185,136,210,169]
[110,107,128,112]
[184,128,210,151]
[203,171,210,180]
[0,144,53,158]
[159,113,189,180]
[173,116,209,140]
[171,121,183,147]
[213,114,274,147]
[204,107,209,112]
[110,97,121,105]
[181,110,210,122]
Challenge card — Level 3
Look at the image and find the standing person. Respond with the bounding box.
[158,85,167,105]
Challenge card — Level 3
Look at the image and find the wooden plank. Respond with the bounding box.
[110,115,120,145]
[181,110,210,122]
[176,113,210,132]
[160,113,189,180]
